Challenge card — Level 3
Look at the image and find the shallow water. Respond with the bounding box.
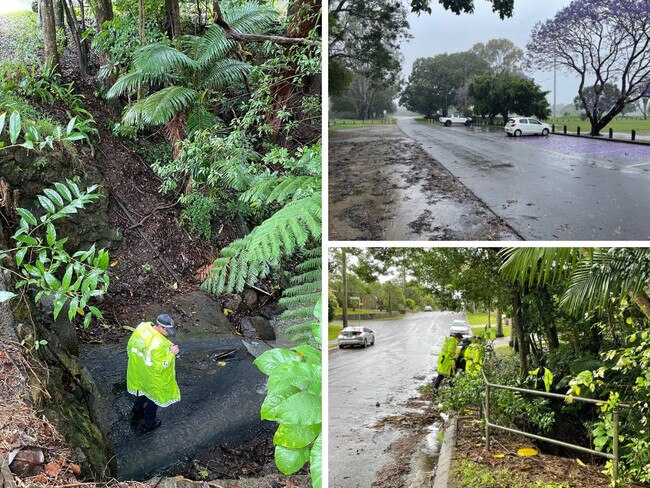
[80,337,269,480]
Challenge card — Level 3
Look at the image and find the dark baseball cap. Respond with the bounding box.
[156,314,177,336]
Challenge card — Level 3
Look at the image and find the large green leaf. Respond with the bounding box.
[310,433,322,488]
[274,445,309,475]
[253,348,301,375]
[133,42,197,74]
[274,391,321,425]
[9,111,21,144]
[273,423,320,449]
[260,384,300,420]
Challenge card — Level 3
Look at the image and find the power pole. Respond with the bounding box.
[341,249,348,328]
[553,56,557,118]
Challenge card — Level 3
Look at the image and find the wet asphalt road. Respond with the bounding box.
[328,311,463,488]
[398,118,650,240]
[81,338,269,480]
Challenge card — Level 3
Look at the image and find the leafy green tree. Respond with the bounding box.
[470,38,523,74]
[400,51,490,117]
[468,72,550,124]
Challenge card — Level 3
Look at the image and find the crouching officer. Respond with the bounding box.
[434,333,463,390]
[126,314,180,433]
[464,337,485,376]
[528,360,554,393]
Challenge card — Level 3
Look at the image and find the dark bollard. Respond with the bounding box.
[577,126,581,136]
[632,130,636,141]
[552,124,555,133]
[563,125,567,134]
[609,128,613,139]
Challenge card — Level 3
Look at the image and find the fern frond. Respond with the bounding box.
[240,175,320,204]
[133,42,197,74]
[202,58,252,89]
[202,193,321,296]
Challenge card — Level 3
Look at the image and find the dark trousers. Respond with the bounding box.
[132,395,158,427]
[433,373,446,390]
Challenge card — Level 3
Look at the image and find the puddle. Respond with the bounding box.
[404,423,442,488]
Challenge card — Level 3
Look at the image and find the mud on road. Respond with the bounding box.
[328,125,520,241]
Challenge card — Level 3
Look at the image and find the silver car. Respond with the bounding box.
[449,319,472,338]
[337,327,376,348]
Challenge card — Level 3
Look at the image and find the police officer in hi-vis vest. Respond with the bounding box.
[126,314,181,433]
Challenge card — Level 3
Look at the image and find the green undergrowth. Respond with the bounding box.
[451,459,570,488]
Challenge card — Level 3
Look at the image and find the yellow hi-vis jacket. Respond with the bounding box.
[464,343,485,376]
[437,336,458,376]
[126,322,180,407]
[529,366,554,393]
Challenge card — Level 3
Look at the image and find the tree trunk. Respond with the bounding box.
[53,0,65,28]
[545,323,560,351]
[62,0,88,75]
[341,249,348,328]
[512,286,527,374]
[138,0,145,45]
[165,0,182,38]
[496,309,503,337]
[632,292,650,320]
[40,0,60,71]
[91,0,113,28]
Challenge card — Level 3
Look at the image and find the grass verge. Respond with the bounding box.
[329,118,396,131]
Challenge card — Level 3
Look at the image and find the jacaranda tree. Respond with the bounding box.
[526,0,650,135]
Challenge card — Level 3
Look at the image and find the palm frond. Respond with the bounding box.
[187,105,222,134]
[107,70,171,98]
[123,86,198,127]
[225,3,278,34]
[133,42,197,74]
[202,58,252,89]
[499,247,583,286]
[197,24,236,68]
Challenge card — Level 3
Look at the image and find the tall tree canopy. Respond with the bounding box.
[399,51,491,117]
[526,0,650,135]
[468,72,551,123]
[470,38,524,74]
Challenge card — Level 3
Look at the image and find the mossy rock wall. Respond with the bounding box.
[0,144,121,251]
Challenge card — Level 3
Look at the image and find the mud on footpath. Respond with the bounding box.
[328,125,521,241]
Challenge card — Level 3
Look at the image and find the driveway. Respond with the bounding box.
[328,311,464,488]
[398,118,650,240]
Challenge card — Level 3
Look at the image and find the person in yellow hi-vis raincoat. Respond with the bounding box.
[434,333,463,390]
[464,337,485,376]
[127,314,180,433]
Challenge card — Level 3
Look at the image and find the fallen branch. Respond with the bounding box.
[128,200,180,230]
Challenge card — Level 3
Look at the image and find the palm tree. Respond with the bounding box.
[107,2,277,143]
[499,248,650,320]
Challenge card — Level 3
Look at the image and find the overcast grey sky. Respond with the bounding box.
[401,0,580,106]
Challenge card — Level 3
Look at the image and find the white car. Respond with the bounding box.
[449,320,472,338]
[505,117,551,137]
[439,113,472,127]
[424,305,433,312]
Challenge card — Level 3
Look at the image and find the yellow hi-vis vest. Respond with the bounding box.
[529,366,554,393]
[464,343,485,376]
[437,336,457,376]
[126,322,180,407]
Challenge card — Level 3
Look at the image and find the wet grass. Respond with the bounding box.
[329,117,396,131]
[328,324,342,341]
[544,116,650,135]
